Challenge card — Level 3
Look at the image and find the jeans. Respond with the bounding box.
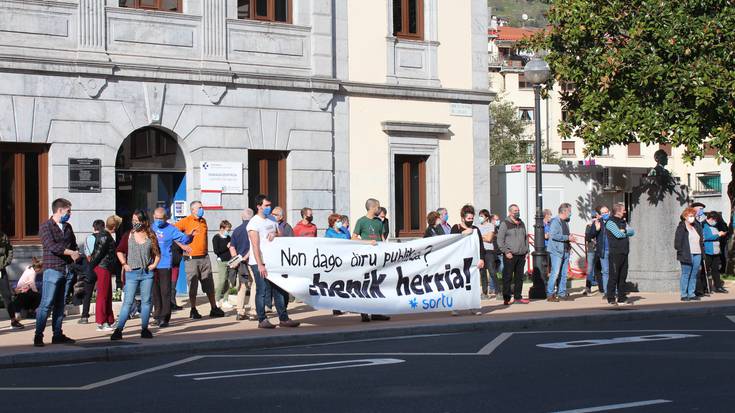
[35,268,73,337]
[251,264,289,322]
[680,254,702,298]
[586,251,597,287]
[599,255,610,295]
[480,251,500,295]
[548,251,570,297]
[117,269,154,330]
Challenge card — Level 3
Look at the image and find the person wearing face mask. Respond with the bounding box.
[272,207,294,237]
[547,203,578,301]
[212,220,236,311]
[378,207,390,240]
[497,204,530,305]
[339,215,351,238]
[675,207,705,301]
[703,212,728,294]
[477,209,499,299]
[423,211,445,237]
[450,204,485,315]
[175,201,225,320]
[605,203,635,305]
[325,213,350,239]
[150,208,191,328]
[587,205,611,298]
[112,210,161,340]
[293,207,317,237]
[437,207,451,236]
[34,198,80,347]
[84,219,117,331]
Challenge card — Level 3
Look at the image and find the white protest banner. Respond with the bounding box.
[261,234,481,315]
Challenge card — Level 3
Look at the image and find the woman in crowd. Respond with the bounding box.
[326,213,350,239]
[14,257,42,319]
[477,209,500,299]
[378,207,390,240]
[106,215,123,291]
[674,207,704,301]
[0,229,23,329]
[112,210,160,340]
[703,212,729,293]
[450,204,485,315]
[87,219,117,331]
[339,215,351,238]
[212,220,235,310]
[423,211,444,237]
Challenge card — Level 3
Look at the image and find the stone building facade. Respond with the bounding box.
[0,0,492,276]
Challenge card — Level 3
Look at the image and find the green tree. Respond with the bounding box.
[490,96,561,166]
[524,0,735,201]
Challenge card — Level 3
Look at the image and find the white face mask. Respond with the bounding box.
[687,216,695,224]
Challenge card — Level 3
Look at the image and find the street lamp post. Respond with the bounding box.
[524,56,551,298]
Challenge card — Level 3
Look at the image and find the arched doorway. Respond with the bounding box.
[115,127,186,232]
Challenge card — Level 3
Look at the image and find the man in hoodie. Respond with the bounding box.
[497,204,529,305]
[547,203,577,301]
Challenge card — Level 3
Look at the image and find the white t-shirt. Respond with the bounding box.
[478,222,496,250]
[246,214,277,265]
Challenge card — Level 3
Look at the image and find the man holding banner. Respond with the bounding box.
[247,194,301,329]
[352,198,391,322]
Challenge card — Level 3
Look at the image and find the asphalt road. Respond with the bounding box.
[1,312,734,413]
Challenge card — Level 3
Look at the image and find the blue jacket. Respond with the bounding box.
[154,223,191,269]
[325,228,350,239]
[548,216,572,256]
[703,223,721,255]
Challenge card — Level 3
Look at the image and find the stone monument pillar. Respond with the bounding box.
[627,150,689,292]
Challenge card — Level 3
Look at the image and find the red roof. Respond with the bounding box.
[489,26,542,42]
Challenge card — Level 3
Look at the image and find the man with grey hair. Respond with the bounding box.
[547,203,577,301]
[151,207,192,327]
[229,207,256,320]
[437,207,451,235]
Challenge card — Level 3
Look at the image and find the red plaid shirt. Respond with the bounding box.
[39,218,78,271]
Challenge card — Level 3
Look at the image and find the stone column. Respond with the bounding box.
[77,0,109,61]
[201,0,229,69]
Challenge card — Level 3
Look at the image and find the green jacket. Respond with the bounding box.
[0,231,13,269]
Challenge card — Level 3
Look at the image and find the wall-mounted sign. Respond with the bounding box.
[69,158,101,193]
[200,161,242,193]
[450,102,473,117]
[201,189,223,210]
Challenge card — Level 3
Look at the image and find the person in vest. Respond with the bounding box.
[605,203,635,305]
[547,203,577,301]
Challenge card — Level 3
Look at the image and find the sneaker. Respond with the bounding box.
[715,287,729,294]
[236,313,248,321]
[690,296,701,301]
[10,320,24,329]
[608,300,618,306]
[110,328,123,341]
[209,307,225,318]
[513,298,529,304]
[159,322,169,328]
[371,314,391,321]
[78,317,89,325]
[33,334,44,347]
[473,310,483,316]
[451,310,461,316]
[583,288,591,296]
[547,294,559,302]
[190,308,202,319]
[279,319,301,328]
[680,297,689,302]
[258,319,276,329]
[332,310,344,316]
[140,328,153,339]
[503,299,510,306]
[220,301,234,310]
[172,303,184,311]
[51,334,76,345]
[150,318,160,327]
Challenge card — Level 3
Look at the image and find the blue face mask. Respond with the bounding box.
[196,208,204,218]
[441,213,448,223]
[60,212,70,224]
[602,213,610,220]
[154,219,166,228]
[263,206,272,216]
[696,209,704,217]
[335,221,343,229]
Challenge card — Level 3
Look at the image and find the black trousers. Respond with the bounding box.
[152,268,172,323]
[607,253,628,301]
[703,254,724,290]
[80,279,96,318]
[481,251,499,295]
[502,254,526,300]
[0,269,16,319]
[15,291,40,313]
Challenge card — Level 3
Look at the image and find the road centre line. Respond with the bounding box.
[268,333,461,350]
[549,399,672,413]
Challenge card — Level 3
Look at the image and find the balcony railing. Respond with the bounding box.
[694,172,722,195]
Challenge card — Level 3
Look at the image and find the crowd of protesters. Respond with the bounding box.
[0,195,730,347]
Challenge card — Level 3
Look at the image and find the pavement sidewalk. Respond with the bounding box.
[1,280,734,368]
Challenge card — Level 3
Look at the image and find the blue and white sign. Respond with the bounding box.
[200,161,243,193]
[262,234,481,315]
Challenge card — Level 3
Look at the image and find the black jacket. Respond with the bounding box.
[89,231,116,271]
[674,220,704,264]
[586,218,610,259]
[606,216,630,255]
[423,225,444,238]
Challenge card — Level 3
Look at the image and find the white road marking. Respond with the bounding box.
[550,399,671,412]
[269,333,461,350]
[477,332,513,355]
[726,315,735,325]
[204,352,479,357]
[176,358,405,381]
[538,334,699,349]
